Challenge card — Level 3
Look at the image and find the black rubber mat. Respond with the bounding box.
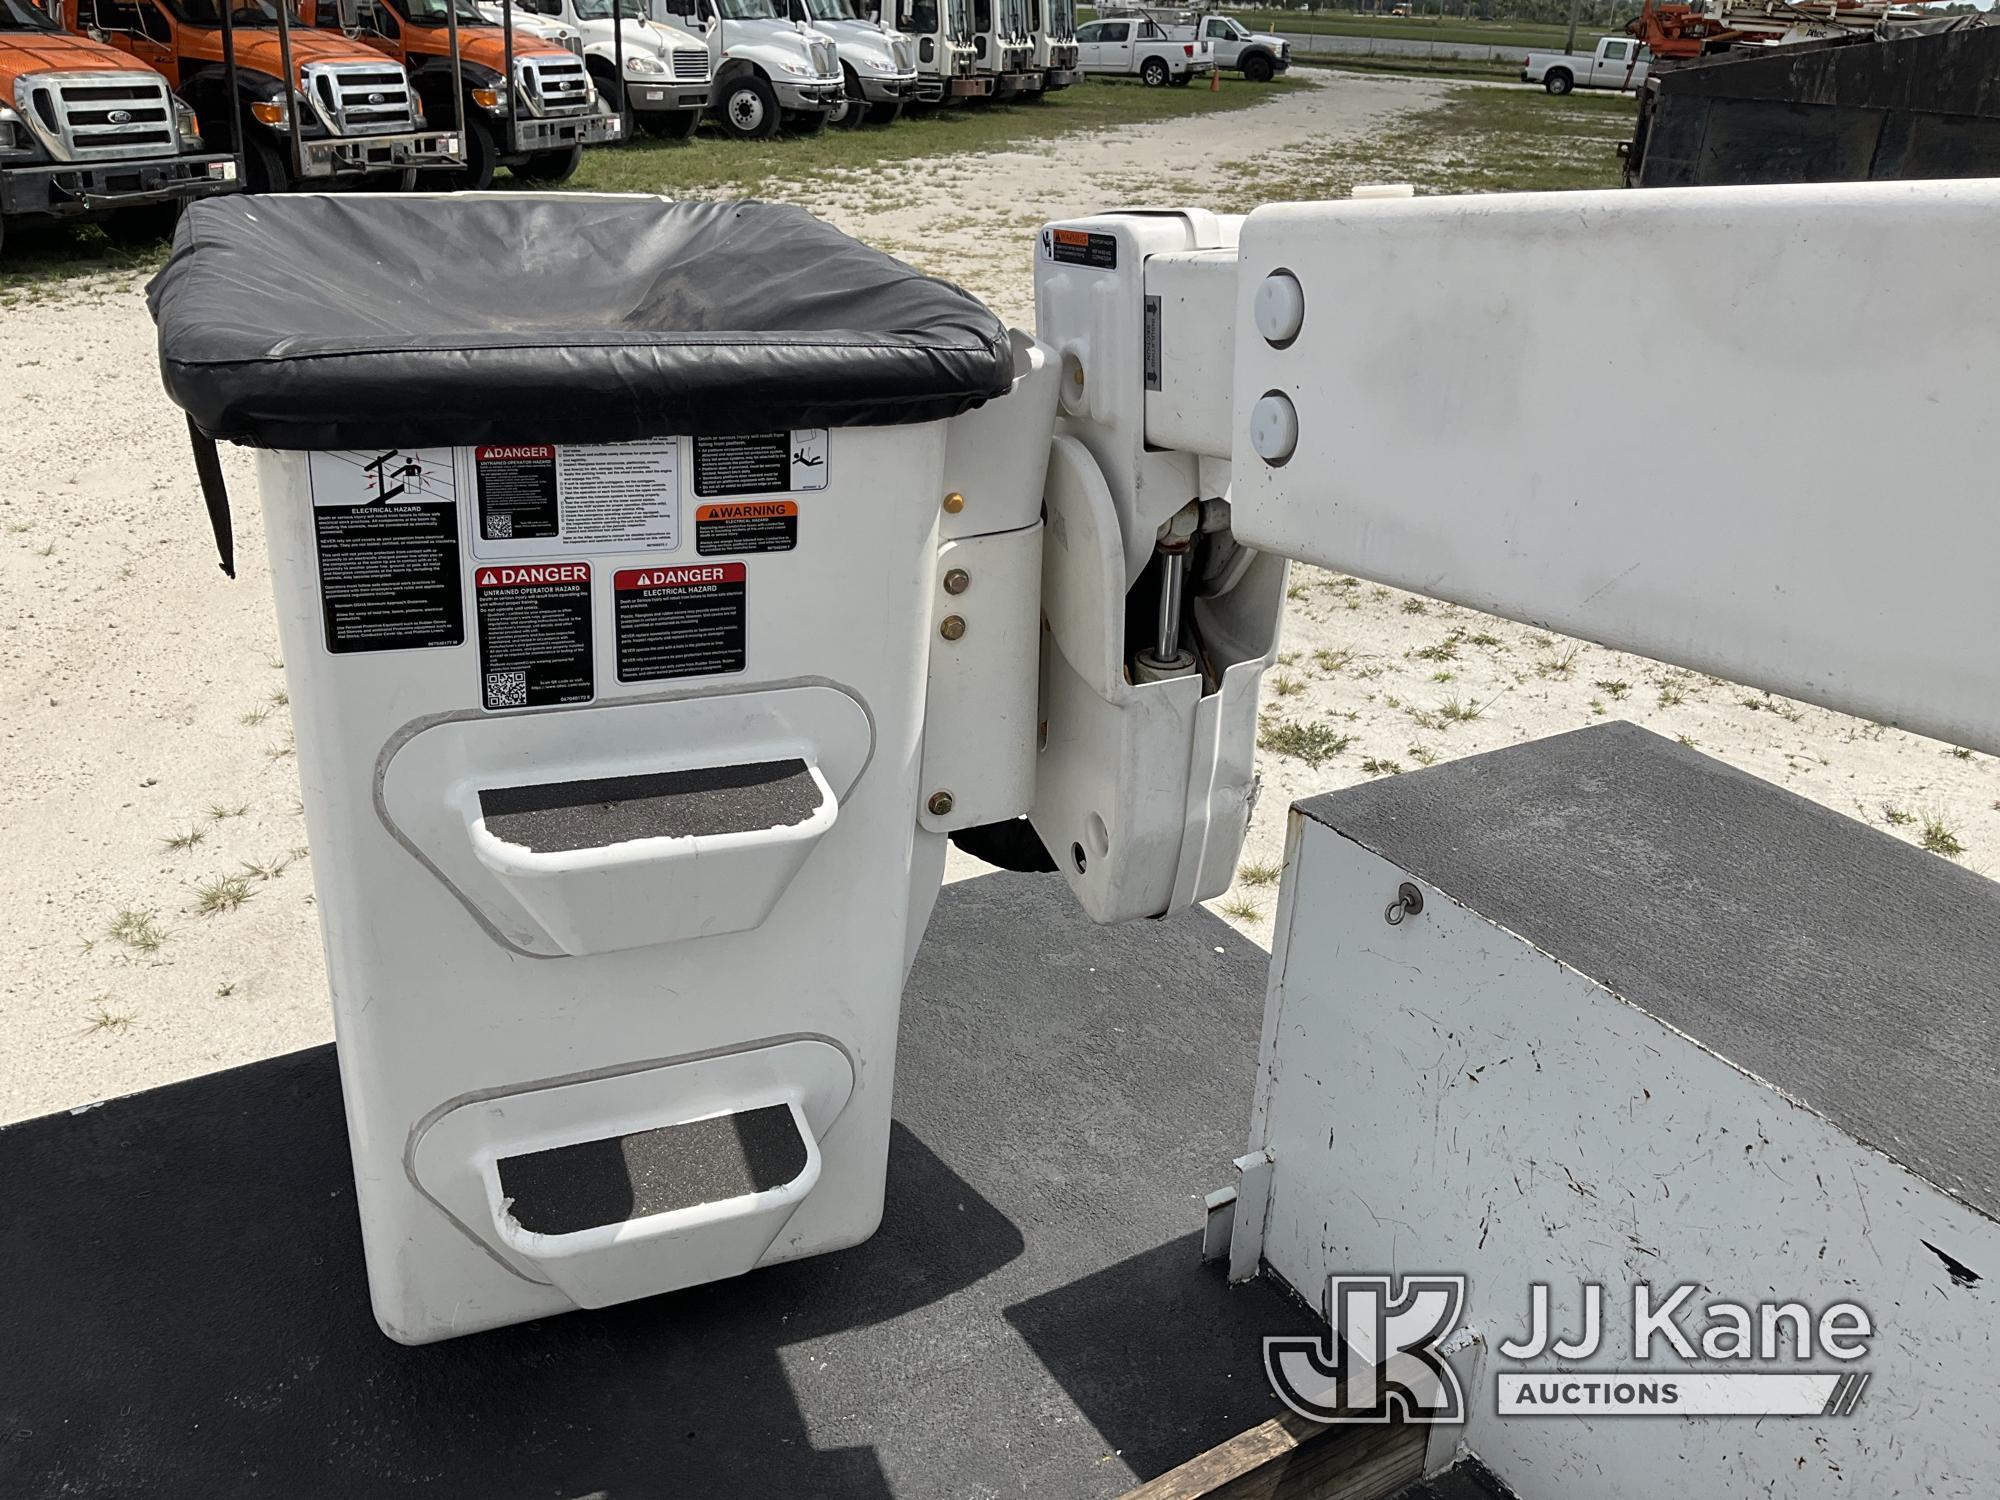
[480,759,822,853]
[499,1104,809,1234]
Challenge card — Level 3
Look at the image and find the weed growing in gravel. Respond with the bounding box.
[82,1000,134,1035]
[1594,680,1631,701]
[107,909,167,953]
[1438,698,1485,725]
[1238,862,1281,887]
[1359,757,1404,776]
[208,802,249,821]
[1259,719,1352,768]
[1537,648,1580,681]
[162,827,206,852]
[195,875,256,916]
[1409,745,1438,767]
[1882,805,1915,826]
[240,705,271,726]
[1271,673,1305,698]
[241,855,293,881]
[1921,815,1966,859]
[1219,896,1262,922]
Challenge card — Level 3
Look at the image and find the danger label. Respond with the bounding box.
[469,439,681,560]
[475,561,594,710]
[614,563,745,682]
[475,445,559,541]
[307,448,464,655]
[695,500,797,556]
[691,431,828,498]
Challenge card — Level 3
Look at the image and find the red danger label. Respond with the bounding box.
[476,563,591,589]
[475,445,555,462]
[614,564,746,591]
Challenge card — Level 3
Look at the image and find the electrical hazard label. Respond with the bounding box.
[307,448,464,655]
[614,563,745,682]
[474,561,593,711]
[470,439,680,560]
[695,500,797,555]
[691,431,828,498]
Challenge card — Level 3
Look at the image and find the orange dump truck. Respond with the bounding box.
[52,0,460,191]
[303,0,618,188]
[1,0,233,249]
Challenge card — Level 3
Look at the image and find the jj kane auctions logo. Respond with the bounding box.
[1266,1276,1874,1424]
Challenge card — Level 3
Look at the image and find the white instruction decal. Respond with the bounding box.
[470,439,681,559]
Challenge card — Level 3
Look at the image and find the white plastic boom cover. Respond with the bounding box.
[1228,181,2000,757]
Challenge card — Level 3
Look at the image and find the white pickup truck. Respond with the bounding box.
[1073,14,1212,86]
[1521,35,1650,95]
[1178,12,1287,82]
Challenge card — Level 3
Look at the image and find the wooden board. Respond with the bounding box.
[1116,1409,1425,1500]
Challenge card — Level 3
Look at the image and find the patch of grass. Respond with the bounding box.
[1593,679,1632,701]
[1882,805,1915,827]
[240,705,271,727]
[1409,744,1438,767]
[1658,684,1686,708]
[1313,647,1354,675]
[81,1000,135,1035]
[208,801,250,821]
[1219,895,1263,922]
[1259,718,1353,768]
[1238,861,1282,887]
[1437,697,1485,725]
[269,688,289,707]
[1920,815,1966,859]
[1466,632,1503,648]
[1359,757,1404,777]
[1400,598,1428,615]
[194,874,256,917]
[266,740,295,761]
[162,827,206,852]
[241,854,294,882]
[1414,632,1463,663]
[216,981,237,998]
[1536,647,1581,681]
[1271,672,1306,698]
[107,909,167,954]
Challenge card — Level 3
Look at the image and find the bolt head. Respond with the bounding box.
[928,790,955,816]
[942,491,966,514]
[943,568,970,595]
[939,614,967,641]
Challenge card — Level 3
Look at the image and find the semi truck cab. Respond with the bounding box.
[892,0,982,104]
[0,0,232,248]
[784,0,913,127]
[491,0,710,140]
[57,0,458,192]
[308,0,618,185]
[647,0,842,139]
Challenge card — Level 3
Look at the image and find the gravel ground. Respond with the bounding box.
[2,70,1992,1122]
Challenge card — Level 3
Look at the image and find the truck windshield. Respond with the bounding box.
[945,0,967,40]
[804,0,859,18]
[1046,0,1069,38]
[573,0,650,17]
[402,0,490,23]
[715,0,780,17]
[168,0,291,26]
[998,0,1024,35]
[0,0,61,29]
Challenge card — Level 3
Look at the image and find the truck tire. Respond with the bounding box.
[783,107,828,137]
[864,99,903,125]
[718,74,781,140]
[590,63,631,139]
[829,67,867,128]
[1242,50,1274,82]
[241,130,289,195]
[513,144,582,184]
[1141,56,1169,87]
[639,108,703,140]
[1545,69,1573,95]
[448,114,499,191]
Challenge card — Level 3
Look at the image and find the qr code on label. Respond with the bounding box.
[486,514,514,539]
[484,670,528,709]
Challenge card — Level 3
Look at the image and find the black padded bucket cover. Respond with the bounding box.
[147,195,1016,451]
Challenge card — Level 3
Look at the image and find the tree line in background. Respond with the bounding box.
[1267,0,1988,20]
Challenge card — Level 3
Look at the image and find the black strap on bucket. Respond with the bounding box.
[186,417,235,580]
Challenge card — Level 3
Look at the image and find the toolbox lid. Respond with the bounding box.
[148,195,1016,451]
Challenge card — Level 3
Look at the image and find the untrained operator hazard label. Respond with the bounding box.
[471,440,680,558]
[474,561,594,710]
[614,563,745,682]
[307,448,465,655]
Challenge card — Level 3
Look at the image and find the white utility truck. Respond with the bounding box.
[488,0,713,137]
[151,155,2000,1500]
[970,0,1034,94]
[1184,10,1286,79]
[1026,0,1078,90]
[890,0,986,102]
[784,0,916,125]
[648,0,845,134]
[1073,13,1212,85]
[1522,33,1650,92]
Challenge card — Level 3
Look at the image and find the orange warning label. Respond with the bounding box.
[695,500,798,556]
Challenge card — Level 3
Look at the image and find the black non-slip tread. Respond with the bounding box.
[479,759,822,853]
[498,1104,810,1235]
